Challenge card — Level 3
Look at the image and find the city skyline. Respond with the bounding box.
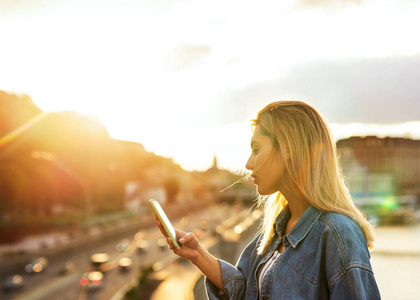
[1,0,420,171]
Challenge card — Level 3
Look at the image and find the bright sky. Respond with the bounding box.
[1,0,420,171]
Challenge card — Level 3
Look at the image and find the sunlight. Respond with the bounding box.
[1,0,419,171]
[0,112,50,148]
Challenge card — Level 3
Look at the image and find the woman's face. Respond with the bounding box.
[246,125,287,195]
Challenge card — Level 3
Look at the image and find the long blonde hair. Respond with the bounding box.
[254,101,374,254]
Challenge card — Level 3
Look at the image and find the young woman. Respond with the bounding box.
[156,101,381,299]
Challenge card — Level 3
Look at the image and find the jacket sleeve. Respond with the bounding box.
[205,259,246,300]
[205,235,260,300]
[329,265,381,300]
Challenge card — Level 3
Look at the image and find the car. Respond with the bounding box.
[1,275,25,292]
[116,239,131,252]
[25,256,48,273]
[117,257,133,272]
[80,271,104,292]
[136,239,149,254]
[90,253,110,272]
[135,230,148,240]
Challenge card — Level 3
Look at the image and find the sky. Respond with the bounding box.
[1,0,420,171]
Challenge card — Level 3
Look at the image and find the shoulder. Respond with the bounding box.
[316,212,377,290]
[320,211,363,239]
[317,212,371,266]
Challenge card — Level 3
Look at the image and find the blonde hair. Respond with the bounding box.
[254,101,374,254]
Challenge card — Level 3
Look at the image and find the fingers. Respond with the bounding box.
[166,237,175,249]
[154,217,199,255]
[179,232,200,250]
[167,233,189,249]
[155,216,168,238]
[166,237,182,252]
[179,232,194,244]
[173,246,183,255]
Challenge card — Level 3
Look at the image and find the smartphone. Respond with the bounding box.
[149,199,180,248]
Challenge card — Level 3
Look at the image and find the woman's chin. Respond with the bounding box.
[256,186,277,196]
[256,187,269,196]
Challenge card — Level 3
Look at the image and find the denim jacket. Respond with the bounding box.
[206,205,381,300]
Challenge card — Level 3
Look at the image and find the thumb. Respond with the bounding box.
[179,232,199,248]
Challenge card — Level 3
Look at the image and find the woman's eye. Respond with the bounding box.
[252,148,259,154]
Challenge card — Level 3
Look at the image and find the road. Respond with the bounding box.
[13,229,168,300]
[3,207,419,300]
[0,202,231,300]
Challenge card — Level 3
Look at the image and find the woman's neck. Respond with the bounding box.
[280,187,309,233]
[288,200,309,222]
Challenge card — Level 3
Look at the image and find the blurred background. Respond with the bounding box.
[1,0,420,299]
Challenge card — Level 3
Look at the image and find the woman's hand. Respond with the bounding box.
[155,215,225,292]
[155,216,200,262]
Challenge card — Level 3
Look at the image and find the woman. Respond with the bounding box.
[156,101,381,299]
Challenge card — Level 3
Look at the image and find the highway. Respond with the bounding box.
[1,203,235,300]
[4,202,416,300]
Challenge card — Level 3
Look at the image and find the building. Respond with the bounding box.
[338,147,395,198]
[337,136,420,197]
[337,136,420,224]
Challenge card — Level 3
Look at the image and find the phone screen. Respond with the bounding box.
[149,199,179,247]
[153,201,176,237]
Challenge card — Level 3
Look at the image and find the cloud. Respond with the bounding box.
[167,43,211,71]
[223,54,420,124]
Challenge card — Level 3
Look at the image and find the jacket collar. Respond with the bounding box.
[274,205,322,248]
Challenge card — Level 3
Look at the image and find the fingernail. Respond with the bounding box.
[179,238,184,243]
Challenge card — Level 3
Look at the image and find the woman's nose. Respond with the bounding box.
[245,155,253,171]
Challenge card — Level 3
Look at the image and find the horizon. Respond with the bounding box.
[2,90,420,172]
[1,0,419,171]
[4,91,420,172]
[105,117,420,172]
